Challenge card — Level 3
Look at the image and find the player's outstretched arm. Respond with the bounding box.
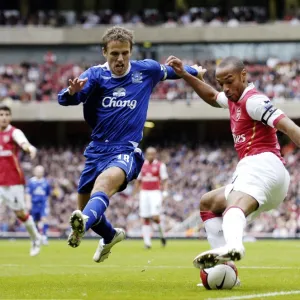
[12,129,37,159]
[166,56,221,108]
[57,68,96,106]
[276,117,300,147]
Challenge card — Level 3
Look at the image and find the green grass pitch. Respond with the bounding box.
[1,239,300,300]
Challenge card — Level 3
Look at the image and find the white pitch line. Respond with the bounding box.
[206,290,300,300]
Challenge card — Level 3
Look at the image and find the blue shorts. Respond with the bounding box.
[78,141,144,194]
[31,202,48,222]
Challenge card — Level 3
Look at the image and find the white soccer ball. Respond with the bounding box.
[200,264,237,290]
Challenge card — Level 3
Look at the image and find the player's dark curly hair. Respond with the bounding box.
[102,26,134,51]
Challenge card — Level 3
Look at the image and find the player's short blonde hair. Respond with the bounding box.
[102,26,134,51]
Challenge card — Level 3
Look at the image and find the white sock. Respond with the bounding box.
[142,225,151,246]
[204,217,226,249]
[24,216,40,241]
[222,207,246,248]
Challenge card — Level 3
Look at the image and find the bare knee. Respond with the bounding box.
[91,167,126,197]
[200,189,227,214]
[200,193,213,211]
[15,210,27,220]
[152,216,160,223]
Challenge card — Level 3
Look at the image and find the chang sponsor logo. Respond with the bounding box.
[102,97,137,109]
[102,87,137,109]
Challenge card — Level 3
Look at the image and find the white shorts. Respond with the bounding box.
[0,185,25,211]
[225,152,290,221]
[139,190,162,218]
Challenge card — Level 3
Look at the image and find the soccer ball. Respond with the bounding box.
[200,263,238,290]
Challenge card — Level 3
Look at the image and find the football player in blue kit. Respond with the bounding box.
[26,165,51,245]
[57,26,204,263]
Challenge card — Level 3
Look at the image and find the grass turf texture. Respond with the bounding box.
[1,240,300,300]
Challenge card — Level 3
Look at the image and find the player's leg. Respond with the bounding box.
[139,190,152,248]
[15,209,41,256]
[199,187,227,249]
[151,191,166,247]
[68,167,124,248]
[40,216,49,245]
[7,185,41,256]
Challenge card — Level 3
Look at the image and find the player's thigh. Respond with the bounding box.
[149,191,163,217]
[200,187,227,214]
[4,185,26,212]
[139,191,151,218]
[77,193,90,210]
[92,167,126,197]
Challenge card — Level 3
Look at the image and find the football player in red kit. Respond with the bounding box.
[0,105,41,256]
[167,56,300,269]
[135,147,168,248]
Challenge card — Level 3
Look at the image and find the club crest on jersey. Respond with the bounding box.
[3,135,9,143]
[236,108,241,120]
[113,87,126,98]
[152,167,158,173]
[132,71,143,83]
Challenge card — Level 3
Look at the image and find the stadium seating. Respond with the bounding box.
[1,144,299,238]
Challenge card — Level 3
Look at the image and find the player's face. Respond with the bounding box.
[0,110,11,130]
[146,149,157,162]
[103,41,132,76]
[216,66,247,102]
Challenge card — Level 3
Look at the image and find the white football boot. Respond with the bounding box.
[30,235,42,256]
[193,244,245,269]
[67,210,88,248]
[93,228,126,263]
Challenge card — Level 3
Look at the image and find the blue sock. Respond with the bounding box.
[92,214,116,244]
[43,224,49,236]
[82,192,109,231]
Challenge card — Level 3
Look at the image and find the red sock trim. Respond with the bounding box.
[18,214,29,222]
[223,206,245,216]
[200,211,222,222]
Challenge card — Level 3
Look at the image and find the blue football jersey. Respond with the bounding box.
[58,59,197,144]
[27,177,51,204]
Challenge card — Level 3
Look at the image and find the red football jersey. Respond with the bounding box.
[140,160,168,191]
[227,88,284,161]
[0,125,25,186]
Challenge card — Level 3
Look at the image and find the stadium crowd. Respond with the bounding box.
[1,57,300,103]
[0,7,271,28]
[0,143,299,238]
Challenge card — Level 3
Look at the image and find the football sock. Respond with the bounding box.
[82,192,109,231]
[142,225,151,246]
[92,214,116,244]
[201,211,225,249]
[222,207,246,248]
[157,223,165,239]
[42,224,49,236]
[23,215,40,240]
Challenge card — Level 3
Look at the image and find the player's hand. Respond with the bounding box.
[28,145,37,159]
[165,56,187,77]
[68,77,88,96]
[191,64,207,82]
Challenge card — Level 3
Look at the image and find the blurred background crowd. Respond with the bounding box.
[1,57,300,103]
[0,6,277,27]
[1,143,299,238]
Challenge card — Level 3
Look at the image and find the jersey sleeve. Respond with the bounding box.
[57,67,98,106]
[216,92,229,108]
[12,129,30,147]
[159,163,168,180]
[246,95,285,128]
[141,59,198,86]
